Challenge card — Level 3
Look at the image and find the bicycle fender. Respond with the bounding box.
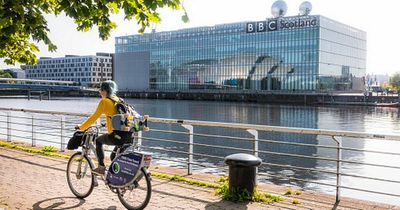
[142,167,152,181]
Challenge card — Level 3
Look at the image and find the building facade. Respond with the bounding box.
[4,68,26,78]
[115,15,366,92]
[22,53,113,86]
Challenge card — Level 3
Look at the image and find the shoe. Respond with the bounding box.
[92,166,106,176]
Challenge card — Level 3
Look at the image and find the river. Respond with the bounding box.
[0,96,399,205]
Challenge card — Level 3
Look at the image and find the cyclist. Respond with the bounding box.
[76,80,132,175]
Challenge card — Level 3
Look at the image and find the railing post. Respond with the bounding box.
[31,115,36,147]
[247,129,259,183]
[60,116,65,152]
[332,136,342,203]
[7,112,11,142]
[137,131,142,151]
[182,124,193,175]
[247,129,259,157]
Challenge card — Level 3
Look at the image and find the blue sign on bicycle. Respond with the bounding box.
[106,152,143,187]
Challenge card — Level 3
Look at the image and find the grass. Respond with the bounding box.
[215,177,283,204]
[285,187,294,195]
[285,187,303,196]
[152,173,283,204]
[292,199,301,204]
[0,140,69,159]
[151,172,220,189]
[42,146,58,153]
[295,190,303,195]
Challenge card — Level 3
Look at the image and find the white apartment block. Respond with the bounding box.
[22,53,113,86]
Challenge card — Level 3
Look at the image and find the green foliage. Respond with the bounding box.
[292,199,301,204]
[0,140,70,159]
[41,145,58,153]
[215,180,252,202]
[285,187,294,195]
[285,187,302,196]
[389,72,400,90]
[253,191,284,203]
[151,172,220,189]
[215,179,283,204]
[0,0,188,65]
[217,175,228,183]
[0,70,12,78]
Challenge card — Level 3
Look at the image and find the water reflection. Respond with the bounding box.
[140,102,322,189]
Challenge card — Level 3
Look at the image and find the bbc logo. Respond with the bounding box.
[246,20,277,33]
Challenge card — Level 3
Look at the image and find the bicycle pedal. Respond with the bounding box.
[93,178,99,187]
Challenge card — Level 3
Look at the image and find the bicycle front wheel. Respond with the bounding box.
[66,152,95,198]
[118,168,152,210]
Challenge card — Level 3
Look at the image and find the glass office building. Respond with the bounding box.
[115,15,366,91]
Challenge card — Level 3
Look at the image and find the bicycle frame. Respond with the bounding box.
[75,126,100,184]
[67,122,152,209]
[78,125,151,188]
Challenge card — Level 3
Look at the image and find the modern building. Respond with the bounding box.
[115,6,366,92]
[4,68,26,78]
[365,74,390,87]
[22,53,114,86]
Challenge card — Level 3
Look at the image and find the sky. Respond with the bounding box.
[1,0,400,75]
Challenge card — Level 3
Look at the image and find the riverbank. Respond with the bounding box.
[0,140,398,210]
[0,88,399,106]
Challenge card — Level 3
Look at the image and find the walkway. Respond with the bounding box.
[0,147,274,210]
[0,147,399,210]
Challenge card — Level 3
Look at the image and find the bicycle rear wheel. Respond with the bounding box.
[66,152,95,198]
[117,168,152,210]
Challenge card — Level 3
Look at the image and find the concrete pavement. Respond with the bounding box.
[1,146,399,210]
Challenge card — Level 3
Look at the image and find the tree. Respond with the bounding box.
[389,72,400,90]
[0,0,188,65]
[0,70,13,78]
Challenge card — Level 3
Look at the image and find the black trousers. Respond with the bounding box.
[95,132,132,166]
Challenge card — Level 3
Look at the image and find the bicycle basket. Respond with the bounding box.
[67,131,85,150]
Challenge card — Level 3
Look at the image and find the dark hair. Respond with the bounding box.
[100,80,118,96]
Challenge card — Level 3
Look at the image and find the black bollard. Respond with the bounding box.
[224,153,262,196]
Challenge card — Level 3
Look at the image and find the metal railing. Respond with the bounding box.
[1,107,400,204]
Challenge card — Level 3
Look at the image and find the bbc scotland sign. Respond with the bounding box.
[246,17,318,33]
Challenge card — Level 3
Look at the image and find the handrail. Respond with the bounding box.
[0,108,90,117]
[150,117,400,141]
[0,78,77,85]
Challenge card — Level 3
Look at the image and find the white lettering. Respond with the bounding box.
[268,21,277,31]
[246,18,317,33]
[258,22,264,31]
[247,23,254,33]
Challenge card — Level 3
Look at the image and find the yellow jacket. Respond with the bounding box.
[79,96,119,134]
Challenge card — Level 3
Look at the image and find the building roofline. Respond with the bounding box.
[318,15,366,34]
[37,53,113,60]
[116,14,364,39]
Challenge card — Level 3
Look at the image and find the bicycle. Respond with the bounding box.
[66,116,152,210]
